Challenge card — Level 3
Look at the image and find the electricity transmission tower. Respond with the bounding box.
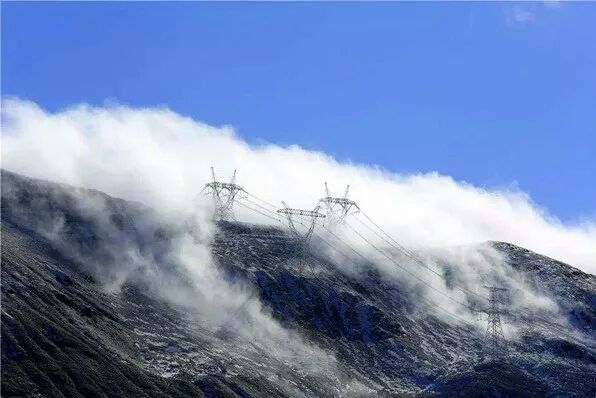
[319,182,360,225]
[277,202,325,272]
[277,202,326,243]
[483,286,509,361]
[202,167,246,221]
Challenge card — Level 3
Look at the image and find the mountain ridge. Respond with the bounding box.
[2,169,595,397]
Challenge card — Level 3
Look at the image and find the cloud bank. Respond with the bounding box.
[1,98,595,276]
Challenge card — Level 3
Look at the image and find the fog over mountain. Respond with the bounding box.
[2,98,595,274]
[2,169,595,397]
[1,99,595,397]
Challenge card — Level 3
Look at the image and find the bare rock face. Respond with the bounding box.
[2,170,595,397]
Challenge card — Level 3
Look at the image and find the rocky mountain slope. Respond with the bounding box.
[2,170,595,397]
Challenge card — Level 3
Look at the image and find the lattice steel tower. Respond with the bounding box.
[483,286,508,361]
[202,167,245,221]
[277,202,325,272]
[319,182,360,225]
[277,201,326,244]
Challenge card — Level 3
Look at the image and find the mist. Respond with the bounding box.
[1,167,365,395]
[2,97,594,275]
[2,98,594,324]
[2,97,594,392]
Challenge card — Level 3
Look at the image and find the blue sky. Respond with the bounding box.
[2,2,595,222]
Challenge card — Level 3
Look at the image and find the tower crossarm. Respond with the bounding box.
[320,197,360,208]
[277,208,326,218]
[479,308,510,316]
[204,181,245,192]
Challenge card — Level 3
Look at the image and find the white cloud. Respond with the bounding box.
[6,97,594,392]
[2,98,594,276]
[1,98,359,391]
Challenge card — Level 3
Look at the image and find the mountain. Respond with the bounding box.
[2,170,595,397]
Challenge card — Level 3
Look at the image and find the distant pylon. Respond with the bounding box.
[202,167,245,221]
[277,202,325,272]
[277,202,326,244]
[319,182,360,225]
[482,286,509,361]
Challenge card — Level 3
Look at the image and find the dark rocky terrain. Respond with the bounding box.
[2,170,595,397]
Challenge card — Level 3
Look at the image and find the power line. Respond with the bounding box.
[213,180,593,346]
[348,214,593,345]
[243,196,280,216]
[355,211,593,347]
[236,199,281,224]
[318,225,478,325]
[213,179,590,342]
[353,214,490,302]
[317,224,480,328]
[515,309,594,347]
[207,179,594,361]
[215,289,259,334]
[235,191,483,330]
[320,224,371,264]
[312,228,479,328]
[343,221,473,310]
[245,191,279,211]
[359,210,408,252]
